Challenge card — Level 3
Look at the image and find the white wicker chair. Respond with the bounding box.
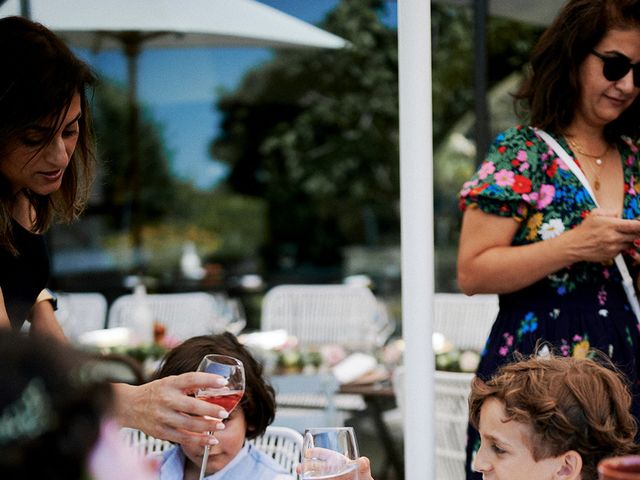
[120,425,302,475]
[119,427,173,458]
[55,292,108,341]
[107,292,231,341]
[248,426,303,476]
[433,293,498,351]
[431,293,496,479]
[434,370,475,480]
[261,284,385,351]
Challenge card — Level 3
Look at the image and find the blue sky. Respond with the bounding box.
[76,1,396,189]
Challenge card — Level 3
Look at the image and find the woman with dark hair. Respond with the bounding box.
[457,0,640,477]
[0,16,235,453]
[0,15,96,339]
[469,353,639,479]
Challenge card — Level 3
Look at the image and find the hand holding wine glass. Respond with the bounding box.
[196,354,245,480]
[301,427,360,480]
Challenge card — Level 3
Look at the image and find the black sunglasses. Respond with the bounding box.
[591,49,640,87]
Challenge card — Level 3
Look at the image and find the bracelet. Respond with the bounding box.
[36,288,58,311]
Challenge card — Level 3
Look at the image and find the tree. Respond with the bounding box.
[213,0,399,272]
[212,0,542,278]
[91,80,176,231]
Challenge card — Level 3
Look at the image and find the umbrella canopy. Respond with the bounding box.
[434,0,561,26]
[0,0,347,50]
[0,0,347,260]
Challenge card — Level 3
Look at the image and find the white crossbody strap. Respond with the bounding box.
[534,128,640,323]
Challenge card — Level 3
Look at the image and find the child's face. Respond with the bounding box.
[183,407,247,476]
[472,397,566,479]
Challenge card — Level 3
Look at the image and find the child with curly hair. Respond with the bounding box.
[469,353,640,479]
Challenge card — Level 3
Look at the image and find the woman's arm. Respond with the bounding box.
[0,289,11,329]
[29,296,67,342]
[457,207,640,295]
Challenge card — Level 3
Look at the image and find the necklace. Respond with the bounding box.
[567,137,610,190]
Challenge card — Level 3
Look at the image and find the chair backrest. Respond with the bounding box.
[120,425,302,475]
[248,426,303,476]
[433,293,498,351]
[119,427,173,458]
[434,370,474,480]
[107,292,228,341]
[56,292,108,340]
[261,285,381,350]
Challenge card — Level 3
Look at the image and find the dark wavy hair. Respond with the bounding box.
[154,333,277,440]
[469,353,639,480]
[0,331,113,478]
[515,0,640,142]
[0,16,97,254]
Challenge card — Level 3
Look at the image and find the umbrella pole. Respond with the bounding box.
[398,0,435,478]
[473,0,490,166]
[124,38,144,270]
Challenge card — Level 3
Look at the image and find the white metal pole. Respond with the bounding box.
[398,0,434,479]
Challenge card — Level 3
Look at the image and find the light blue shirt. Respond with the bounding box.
[159,442,293,480]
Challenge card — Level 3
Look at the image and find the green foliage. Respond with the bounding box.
[91,80,265,274]
[91,80,176,229]
[212,0,399,270]
[211,1,542,276]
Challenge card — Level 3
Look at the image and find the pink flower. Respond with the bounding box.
[537,184,555,209]
[518,161,530,172]
[498,346,509,356]
[494,169,515,187]
[478,161,495,180]
[516,149,528,162]
[460,179,478,196]
[522,192,538,205]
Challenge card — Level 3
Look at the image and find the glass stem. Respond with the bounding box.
[198,434,211,480]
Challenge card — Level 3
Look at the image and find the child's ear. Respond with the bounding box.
[554,450,582,480]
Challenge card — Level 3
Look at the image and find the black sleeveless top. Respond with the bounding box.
[0,220,49,330]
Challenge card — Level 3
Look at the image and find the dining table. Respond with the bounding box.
[339,379,404,480]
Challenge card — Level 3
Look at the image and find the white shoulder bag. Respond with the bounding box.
[534,128,640,323]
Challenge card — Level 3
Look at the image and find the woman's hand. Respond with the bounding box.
[568,209,640,263]
[113,372,229,449]
[458,208,640,295]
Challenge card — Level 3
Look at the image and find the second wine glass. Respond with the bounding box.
[301,427,360,479]
[196,354,245,480]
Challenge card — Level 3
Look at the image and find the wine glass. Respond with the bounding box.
[301,427,360,480]
[196,354,245,480]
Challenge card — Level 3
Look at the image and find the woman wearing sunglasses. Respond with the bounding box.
[457,1,640,478]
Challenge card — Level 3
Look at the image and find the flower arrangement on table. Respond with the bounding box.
[432,332,481,373]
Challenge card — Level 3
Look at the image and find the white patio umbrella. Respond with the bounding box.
[0,0,347,254]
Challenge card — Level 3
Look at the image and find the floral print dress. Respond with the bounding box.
[459,125,640,479]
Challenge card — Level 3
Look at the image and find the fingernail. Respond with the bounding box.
[634,239,640,247]
[208,436,219,445]
[215,378,228,386]
[218,410,229,419]
[215,421,226,430]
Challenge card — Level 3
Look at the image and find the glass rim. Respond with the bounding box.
[303,426,356,434]
[201,354,244,366]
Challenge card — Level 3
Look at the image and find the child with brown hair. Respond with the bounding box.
[469,353,640,480]
[154,332,293,480]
